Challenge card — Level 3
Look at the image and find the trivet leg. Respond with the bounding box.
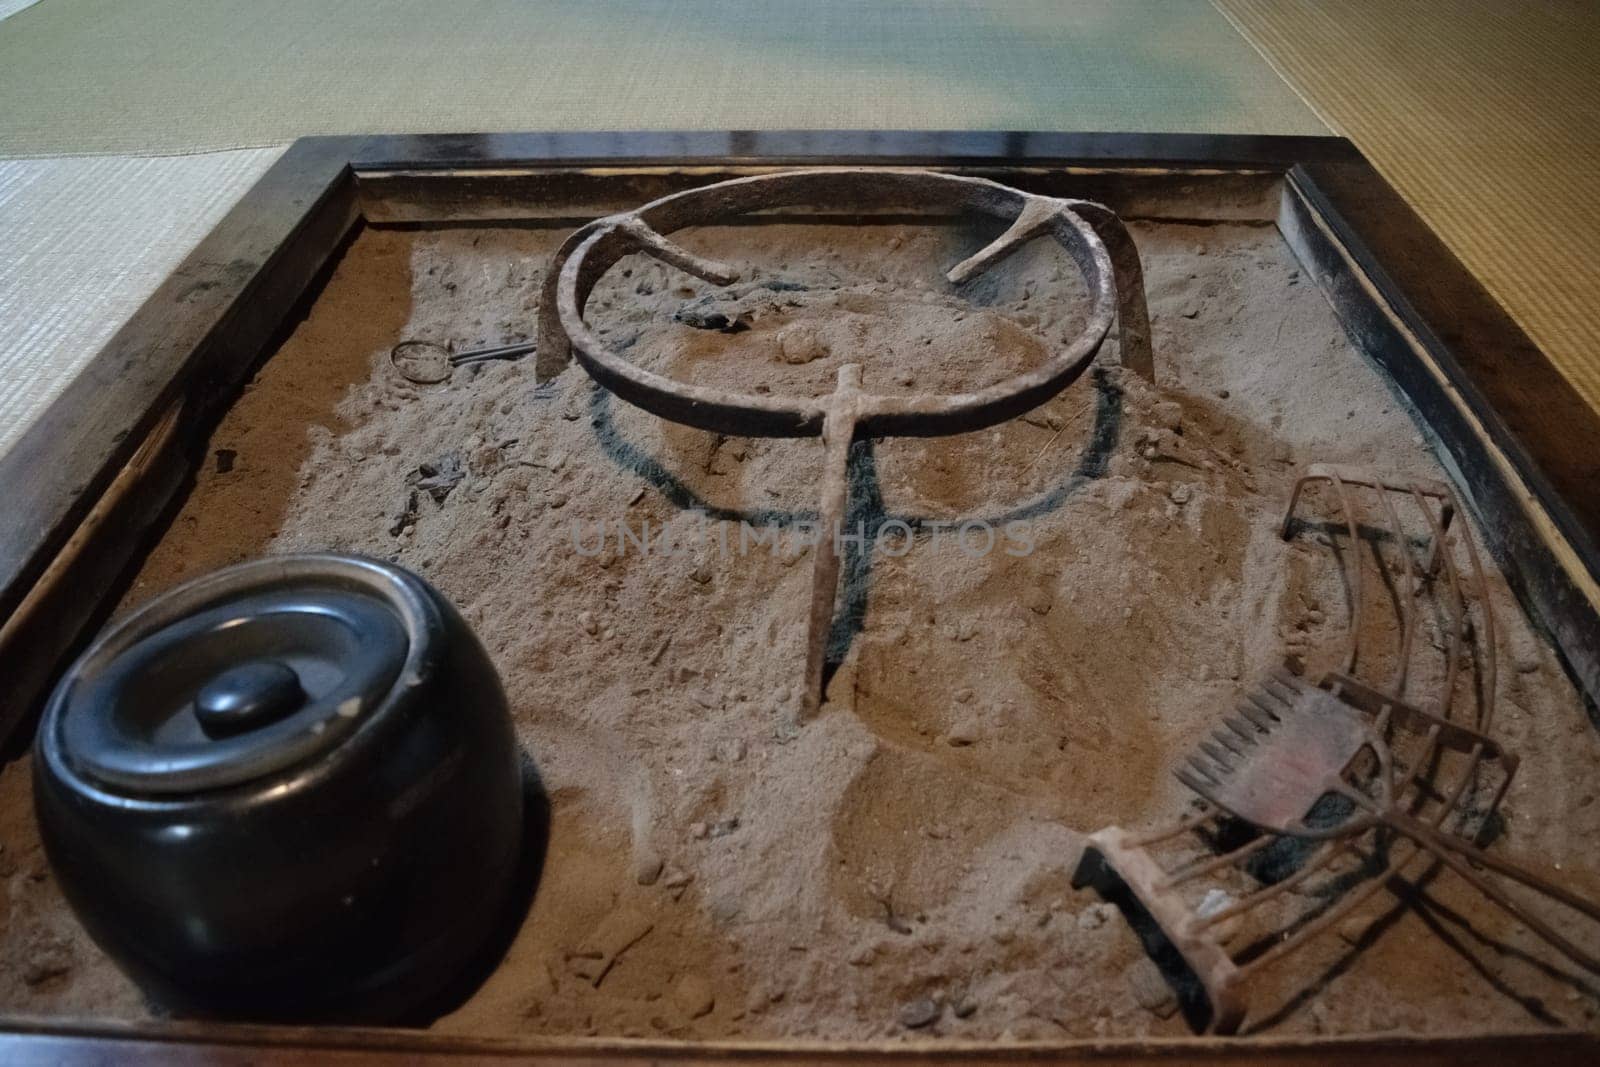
[800,365,864,722]
[535,223,601,381]
[1074,203,1154,382]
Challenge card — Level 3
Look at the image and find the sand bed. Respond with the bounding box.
[0,213,1596,1040]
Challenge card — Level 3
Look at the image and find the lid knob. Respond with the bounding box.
[194,661,305,737]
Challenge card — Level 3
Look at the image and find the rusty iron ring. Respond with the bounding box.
[543,168,1145,434]
[539,168,1154,719]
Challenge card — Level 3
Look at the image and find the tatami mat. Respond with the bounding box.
[0,149,285,454]
[0,0,42,22]
[1218,0,1600,413]
[0,0,1323,158]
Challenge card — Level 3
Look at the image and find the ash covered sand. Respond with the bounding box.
[1,210,1598,1041]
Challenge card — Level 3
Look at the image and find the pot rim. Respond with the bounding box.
[38,553,442,798]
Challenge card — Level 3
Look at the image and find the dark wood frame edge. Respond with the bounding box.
[1280,167,1599,698]
[0,1014,1594,1065]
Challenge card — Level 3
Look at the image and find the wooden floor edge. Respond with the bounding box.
[0,1014,1594,1062]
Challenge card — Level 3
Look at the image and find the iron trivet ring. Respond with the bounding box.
[538,168,1156,721]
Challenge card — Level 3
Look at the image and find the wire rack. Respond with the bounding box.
[1074,464,1510,1032]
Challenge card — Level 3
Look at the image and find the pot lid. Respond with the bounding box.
[44,555,429,796]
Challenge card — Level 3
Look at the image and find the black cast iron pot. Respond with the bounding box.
[33,554,524,1021]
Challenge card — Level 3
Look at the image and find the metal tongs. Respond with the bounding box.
[389,339,536,384]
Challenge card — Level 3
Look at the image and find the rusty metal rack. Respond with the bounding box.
[538,168,1154,718]
[1074,465,1512,1033]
